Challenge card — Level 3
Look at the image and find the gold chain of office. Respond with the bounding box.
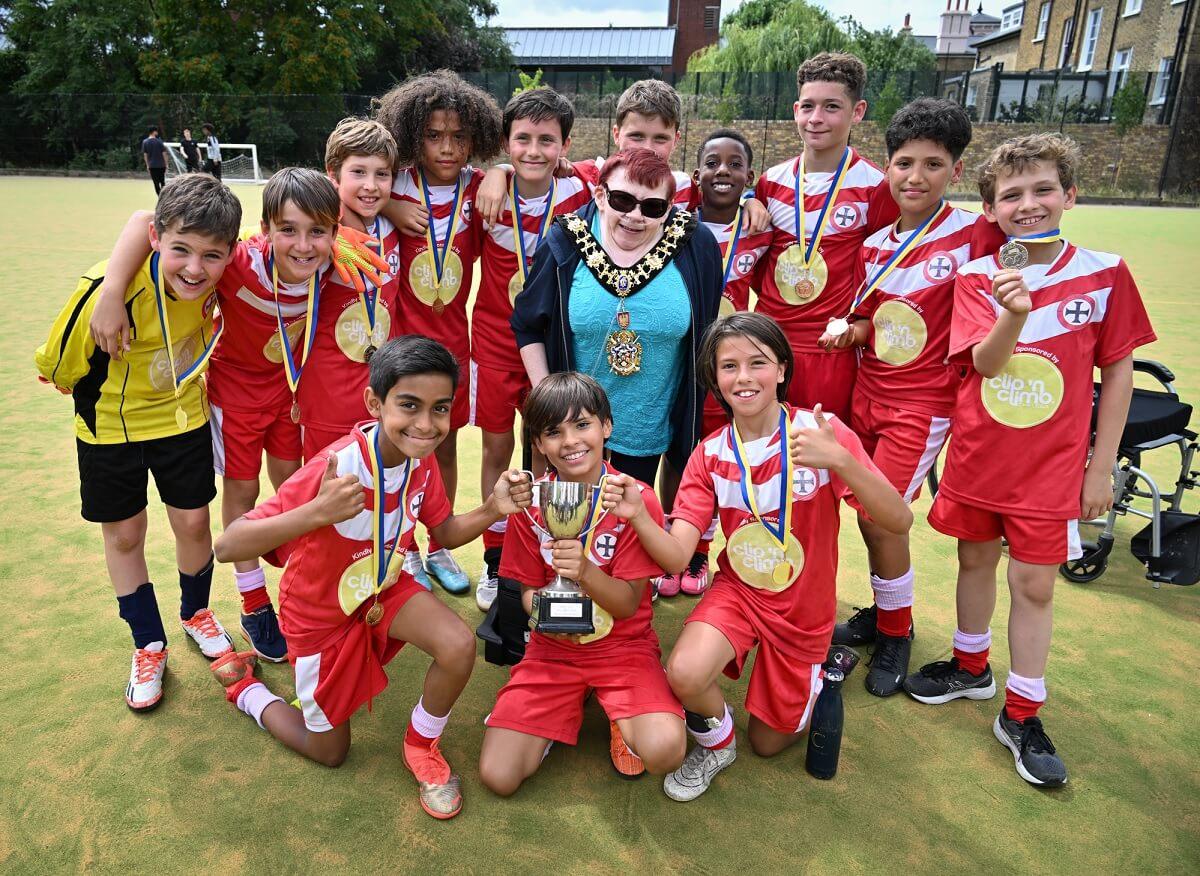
[559,210,696,298]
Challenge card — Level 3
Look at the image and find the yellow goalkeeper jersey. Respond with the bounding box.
[35,256,219,444]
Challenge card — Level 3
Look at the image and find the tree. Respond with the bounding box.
[871,75,904,126]
[1109,76,1149,187]
[843,20,936,74]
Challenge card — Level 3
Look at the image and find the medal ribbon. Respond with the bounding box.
[368,424,413,602]
[729,405,794,549]
[419,170,464,292]
[1007,228,1063,244]
[269,255,319,396]
[357,218,384,334]
[150,252,223,399]
[700,194,750,291]
[510,174,556,285]
[793,147,851,267]
[849,200,950,314]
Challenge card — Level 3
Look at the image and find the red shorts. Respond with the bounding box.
[449,363,470,430]
[685,580,824,735]
[470,361,530,433]
[211,402,302,480]
[786,350,857,423]
[485,644,683,745]
[290,572,425,732]
[302,424,348,463]
[928,493,1083,566]
[851,394,951,503]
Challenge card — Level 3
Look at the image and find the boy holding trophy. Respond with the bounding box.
[479,373,686,795]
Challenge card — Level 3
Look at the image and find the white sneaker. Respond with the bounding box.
[181,608,234,659]
[663,737,737,802]
[126,642,168,711]
[476,568,499,612]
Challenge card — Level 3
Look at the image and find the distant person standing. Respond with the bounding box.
[202,123,222,180]
[180,128,201,173]
[141,126,168,195]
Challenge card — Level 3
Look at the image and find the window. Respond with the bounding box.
[1123,0,1142,15]
[703,6,719,29]
[1111,48,1132,93]
[1058,16,1074,67]
[1151,57,1173,105]
[1079,8,1102,70]
[966,83,979,107]
[1001,4,1024,28]
[1035,2,1051,40]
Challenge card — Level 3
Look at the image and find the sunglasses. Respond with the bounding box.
[603,188,671,220]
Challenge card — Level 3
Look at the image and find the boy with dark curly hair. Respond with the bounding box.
[376,70,504,594]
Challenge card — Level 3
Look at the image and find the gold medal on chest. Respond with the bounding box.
[508,271,524,306]
[726,522,804,591]
[365,600,384,626]
[290,400,301,424]
[775,246,827,305]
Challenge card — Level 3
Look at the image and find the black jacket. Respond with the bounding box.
[510,202,722,471]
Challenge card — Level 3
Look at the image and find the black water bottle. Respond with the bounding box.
[805,668,845,780]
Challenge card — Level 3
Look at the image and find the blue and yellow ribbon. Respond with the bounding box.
[150,251,223,429]
[268,255,319,398]
[510,174,556,286]
[367,424,413,612]
[729,405,794,550]
[419,170,465,294]
[849,200,950,314]
[793,147,851,268]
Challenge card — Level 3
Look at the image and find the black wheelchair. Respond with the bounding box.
[927,359,1198,586]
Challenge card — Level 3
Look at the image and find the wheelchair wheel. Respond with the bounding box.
[1060,539,1111,583]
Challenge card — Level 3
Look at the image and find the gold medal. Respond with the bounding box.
[363,344,377,361]
[775,246,828,305]
[290,400,301,424]
[175,405,188,431]
[508,270,524,306]
[718,296,736,318]
[433,297,445,315]
[365,600,384,626]
[727,522,804,591]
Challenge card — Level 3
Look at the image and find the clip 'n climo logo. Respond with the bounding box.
[981,352,1064,428]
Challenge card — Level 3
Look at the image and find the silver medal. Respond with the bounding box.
[998,240,1029,271]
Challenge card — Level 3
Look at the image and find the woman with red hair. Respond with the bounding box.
[511,147,722,486]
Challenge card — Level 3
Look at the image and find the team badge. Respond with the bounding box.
[981,352,1064,428]
[734,252,757,277]
[409,490,424,520]
[1057,296,1095,331]
[593,532,618,562]
[923,252,957,283]
[830,202,862,230]
[793,466,820,500]
[386,250,401,276]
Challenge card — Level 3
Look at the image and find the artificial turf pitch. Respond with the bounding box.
[1,177,1197,874]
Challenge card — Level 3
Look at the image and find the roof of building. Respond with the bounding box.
[969,24,1021,48]
[503,27,676,67]
[971,3,1000,24]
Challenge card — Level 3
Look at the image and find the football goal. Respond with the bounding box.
[164,142,265,184]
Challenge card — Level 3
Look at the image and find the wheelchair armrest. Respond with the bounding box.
[1133,359,1176,387]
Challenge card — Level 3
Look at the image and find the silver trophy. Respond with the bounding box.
[522,475,609,635]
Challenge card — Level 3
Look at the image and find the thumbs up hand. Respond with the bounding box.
[789,404,850,472]
[311,454,365,525]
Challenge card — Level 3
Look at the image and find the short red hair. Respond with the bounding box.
[597,148,676,202]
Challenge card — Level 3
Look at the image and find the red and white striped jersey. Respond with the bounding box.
[296,216,402,433]
[573,157,697,209]
[853,207,1006,417]
[473,169,593,371]
[700,216,774,313]
[390,166,484,363]
[941,243,1156,518]
[753,149,898,349]
[208,235,336,414]
[671,405,881,663]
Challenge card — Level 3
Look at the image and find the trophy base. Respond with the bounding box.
[535,592,595,636]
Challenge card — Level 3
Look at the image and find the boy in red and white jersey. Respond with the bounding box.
[822,99,1006,697]
[662,128,774,599]
[479,373,686,794]
[211,337,531,819]
[607,314,910,801]
[300,117,402,462]
[88,169,345,663]
[471,88,593,612]
[754,52,899,422]
[904,134,1155,788]
[378,71,505,595]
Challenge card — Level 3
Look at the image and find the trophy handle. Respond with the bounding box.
[518,471,553,540]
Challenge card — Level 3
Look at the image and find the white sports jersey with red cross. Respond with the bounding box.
[941,243,1156,519]
[573,157,697,208]
[700,216,773,312]
[390,166,484,364]
[248,422,451,656]
[754,149,898,349]
[853,207,1006,417]
[671,405,881,663]
[500,467,665,657]
[295,216,401,433]
[208,235,334,413]
[473,169,593,371]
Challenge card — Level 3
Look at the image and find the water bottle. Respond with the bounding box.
[805,668,845,780]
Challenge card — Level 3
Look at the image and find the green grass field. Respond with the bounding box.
[2,177,1198,874]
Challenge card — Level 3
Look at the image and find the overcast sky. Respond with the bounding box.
[490,1,970,37]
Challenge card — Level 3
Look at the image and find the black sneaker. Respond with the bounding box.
[240,604,288,663]
[903,658,996,704]
[865,632,912,697]
[993,708,1068,787]
[832,605,878,646]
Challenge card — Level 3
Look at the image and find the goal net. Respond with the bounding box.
[164,142,265,184]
